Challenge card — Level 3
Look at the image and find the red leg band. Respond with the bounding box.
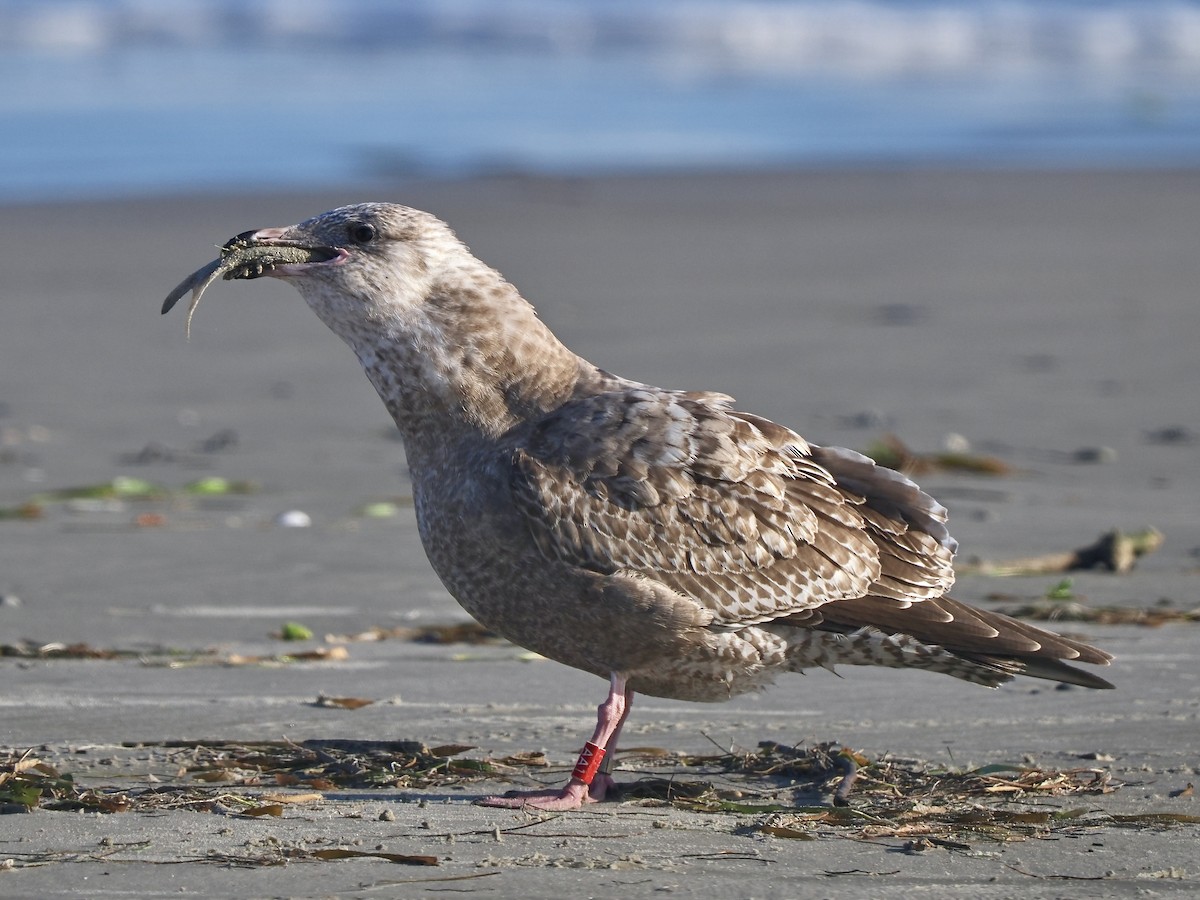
[571,741,606,786]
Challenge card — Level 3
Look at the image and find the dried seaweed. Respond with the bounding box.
[4,741,1197,849]
[607,741,1200,843]
[991,601,1200,627]
[0,741,517,816]
[0,620,507,665]
[0,641,146,660]
[863,434,1012,476]
[145,738,505,792]
[0,475,258,528]
[0,640,352,666]
[0,750,127,814]
[324,621,504,645]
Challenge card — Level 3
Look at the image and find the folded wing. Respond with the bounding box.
[510,388,956,626]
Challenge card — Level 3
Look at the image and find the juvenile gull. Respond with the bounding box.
[164,203,1113,811]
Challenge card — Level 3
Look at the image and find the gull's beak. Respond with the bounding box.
[224,227,289,247]
[161,228,341,316]
[219,228,344,282]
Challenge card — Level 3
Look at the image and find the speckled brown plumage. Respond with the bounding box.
[170,202,1113,810]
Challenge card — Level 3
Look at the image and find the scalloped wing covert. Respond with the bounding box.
[510,389,957,627]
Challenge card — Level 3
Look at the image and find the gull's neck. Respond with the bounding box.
[331,275,586,450]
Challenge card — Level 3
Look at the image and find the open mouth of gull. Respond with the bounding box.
[218,232,344,281]
[161,234,344,336]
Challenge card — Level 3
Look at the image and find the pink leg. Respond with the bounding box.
[479,673,633,810]
[582,681,634,802]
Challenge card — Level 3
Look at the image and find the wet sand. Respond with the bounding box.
[1,170,1198,896]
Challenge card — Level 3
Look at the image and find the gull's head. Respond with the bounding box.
[204,201,577,435]
[242,202,468,329]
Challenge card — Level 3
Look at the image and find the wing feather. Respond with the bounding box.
[510,388,958,626]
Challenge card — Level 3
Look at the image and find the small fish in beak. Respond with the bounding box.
[162,232,336,337]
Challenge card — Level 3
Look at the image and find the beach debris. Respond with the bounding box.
[495,750,550,768]
[223,646,349,665]
[1073,446,1118,464]
[119,441,177,464]
[1144,425,1196,446]
[185,476,238,495]
[0,501,42,520]
[181,476,254,496]
[278,621,314,641]
[198,427,240,453]
[0,621,508,666]
[1,476,258,525]
[161,235,338,338]
[0,750,129,814]
[120,430,240,466]
[56,475,163,500]
[309,848,439,866]
[167,739,503,791]
[4,742,1198,852]
[312,694,374,710]
[842,408,888,429]
[0,641,141,660]
[992,601,1200,627]
[862,433,1011,476]
[1045,578,1076,600]
[0,640,353,666]
[969,527,1164,575]
[274,509,312,528]
[832,748,861,806]
[324,621,503,645]
[358,500,404,518]
[240,802,284,817]
[941,432,971,454]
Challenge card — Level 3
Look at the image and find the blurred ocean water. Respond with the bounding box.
[5,0,1200,202]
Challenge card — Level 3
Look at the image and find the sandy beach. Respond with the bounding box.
[1,169,1198,897]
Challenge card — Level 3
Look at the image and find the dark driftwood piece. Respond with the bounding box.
[969,528,1164,576]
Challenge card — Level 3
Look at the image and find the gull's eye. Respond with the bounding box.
[348,222,377,245]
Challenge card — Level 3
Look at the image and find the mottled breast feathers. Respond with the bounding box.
[509,389,957,627]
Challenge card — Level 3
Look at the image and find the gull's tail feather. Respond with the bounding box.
[808,594,1113,689]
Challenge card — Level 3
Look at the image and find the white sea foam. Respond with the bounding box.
[6,1,1200,74]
